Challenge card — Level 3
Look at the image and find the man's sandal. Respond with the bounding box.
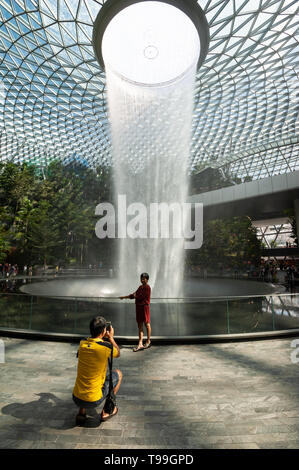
[143,342,151,349]
[101,407,118,422]
[133,345,144,352]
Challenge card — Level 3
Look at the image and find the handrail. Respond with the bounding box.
[0,291,298,301]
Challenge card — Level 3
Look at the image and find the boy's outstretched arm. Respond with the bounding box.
[119,293,135,299]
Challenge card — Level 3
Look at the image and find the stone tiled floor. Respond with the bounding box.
[0,335,299,449]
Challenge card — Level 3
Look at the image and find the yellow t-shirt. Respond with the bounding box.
[73,337,118,402]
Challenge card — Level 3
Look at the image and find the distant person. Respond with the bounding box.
[120,273,151,352]
[73,316,122,424]
[8,264,14,277]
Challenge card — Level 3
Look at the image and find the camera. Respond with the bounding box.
[103,321,112,340]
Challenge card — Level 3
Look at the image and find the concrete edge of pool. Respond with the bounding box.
[1,327,299,344]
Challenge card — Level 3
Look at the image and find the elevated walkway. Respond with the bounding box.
[188,170,299,221]
[261,247,299,257]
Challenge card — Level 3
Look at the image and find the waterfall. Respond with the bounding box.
[102,1,200,297]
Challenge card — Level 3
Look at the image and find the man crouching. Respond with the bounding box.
[73,316,122,425]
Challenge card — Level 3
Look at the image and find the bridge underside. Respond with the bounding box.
[200,188,299,222]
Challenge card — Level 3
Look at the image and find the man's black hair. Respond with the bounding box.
[89,316,107,338]
[140,272,149,280]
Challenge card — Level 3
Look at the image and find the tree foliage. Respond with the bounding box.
[0,160,262,270]
[187,216,262,271]
[284,208,298,247]
[0,161,113,267]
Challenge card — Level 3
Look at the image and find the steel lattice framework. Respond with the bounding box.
[0,0,298,180]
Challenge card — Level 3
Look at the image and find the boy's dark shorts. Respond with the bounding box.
[73,370,119,408]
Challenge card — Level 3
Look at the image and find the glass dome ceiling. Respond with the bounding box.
[0,0,298,181]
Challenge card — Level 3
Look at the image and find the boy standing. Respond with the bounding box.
[120,273,151,352]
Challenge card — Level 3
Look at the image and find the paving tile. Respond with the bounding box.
[0,439,20,449]
[1,335,299,449]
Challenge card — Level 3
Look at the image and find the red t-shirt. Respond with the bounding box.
[129,284,151,324]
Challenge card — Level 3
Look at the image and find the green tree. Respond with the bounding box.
[27,201,63,267]
[43,161,96,264]
[0,225,11,263]
[284,208,298,247]
[187,216,261,271]
[0,162,36,213]
[0,162,39,264]
[0,160,114,267]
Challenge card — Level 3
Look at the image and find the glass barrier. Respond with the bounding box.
[0,291,299,338]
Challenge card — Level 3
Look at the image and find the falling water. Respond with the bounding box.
[102,2,200,297]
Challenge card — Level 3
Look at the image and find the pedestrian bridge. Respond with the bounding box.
[188,169,299,224]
